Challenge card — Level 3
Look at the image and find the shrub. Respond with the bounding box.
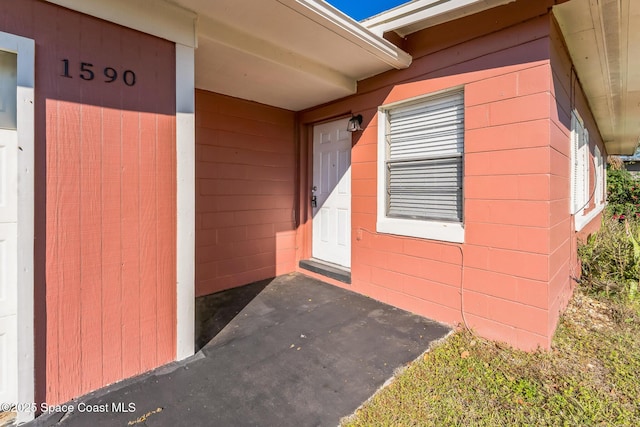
[606,167,640,218]
[578,212,639,302]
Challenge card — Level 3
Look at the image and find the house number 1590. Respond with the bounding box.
[61,59,136,86]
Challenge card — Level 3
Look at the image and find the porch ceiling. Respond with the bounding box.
[554,0,640,155]
[169,0,412,111]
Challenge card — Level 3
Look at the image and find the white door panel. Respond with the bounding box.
[0,224,17,318]
[312,118,351,268]
[0,130,17,224]
[0,50,18,406]
[0,316,17,405]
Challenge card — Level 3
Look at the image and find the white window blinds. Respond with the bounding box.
[384,90,464,222]
[571,111,589,215]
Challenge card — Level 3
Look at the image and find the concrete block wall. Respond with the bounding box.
[547,17,607,336]
[463,60,557,350]
[298,1,583,350]
[195,91,297,296]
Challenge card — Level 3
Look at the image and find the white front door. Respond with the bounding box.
[0,49,18,406]
[312,118,351,268]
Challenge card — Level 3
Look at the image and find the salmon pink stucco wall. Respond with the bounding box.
[195,91,297,296]
[298,0,594,350]
[0,0,177,405]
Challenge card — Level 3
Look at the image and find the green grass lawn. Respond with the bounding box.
[342,289,640,426]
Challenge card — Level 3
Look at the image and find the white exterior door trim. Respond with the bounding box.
[0,30,35,423]
[176,43,196,361]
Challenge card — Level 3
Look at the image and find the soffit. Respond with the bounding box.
[171,0,412,111]
[554,0,639,155]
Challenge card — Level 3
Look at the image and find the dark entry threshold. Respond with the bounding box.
[299,258,351,284]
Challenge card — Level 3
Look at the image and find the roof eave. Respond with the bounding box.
[362,0,517,38]
[280,0,412,70]
[554,0,640,156]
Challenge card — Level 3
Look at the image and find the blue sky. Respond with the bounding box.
[326,0,410,21]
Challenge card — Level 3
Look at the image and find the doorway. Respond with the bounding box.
[311,118,351,269]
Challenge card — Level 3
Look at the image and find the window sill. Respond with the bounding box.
[377,217,464,243]
[575,203,606,232]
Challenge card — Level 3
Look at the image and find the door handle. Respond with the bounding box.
[311,195,317,208]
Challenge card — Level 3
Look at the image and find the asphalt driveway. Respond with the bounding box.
[29,273,450,427]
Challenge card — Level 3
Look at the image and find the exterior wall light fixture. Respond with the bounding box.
[347,114,363,132]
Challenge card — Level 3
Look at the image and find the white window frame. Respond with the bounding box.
[571,110,606,231]
[376,89,464,243]
[570,110,588,216]
[594,145,605,206]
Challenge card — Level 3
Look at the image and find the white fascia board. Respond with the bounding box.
[277,0,412,69]
[363,0,516,37]
[45,0,197,48]
[198,15,356,93]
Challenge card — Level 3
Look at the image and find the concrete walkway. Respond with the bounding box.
[29,273,450,427]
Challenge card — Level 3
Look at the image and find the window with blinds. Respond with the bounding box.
[571,109,607,232]
[383,90,464,222]
[571,111,589,215]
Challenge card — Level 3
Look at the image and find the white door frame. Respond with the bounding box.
[175,43,195,361]
[0,30,35,423]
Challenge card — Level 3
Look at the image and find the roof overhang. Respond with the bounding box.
[362,0,517,37]
[47,0,411,111]
[554,0,640,155]
[175,0,412,111]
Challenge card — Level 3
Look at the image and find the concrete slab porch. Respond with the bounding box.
[28,273,450,427]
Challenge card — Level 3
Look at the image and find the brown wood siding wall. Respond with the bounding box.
[0,0,177,405]
[195,91,296,296]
